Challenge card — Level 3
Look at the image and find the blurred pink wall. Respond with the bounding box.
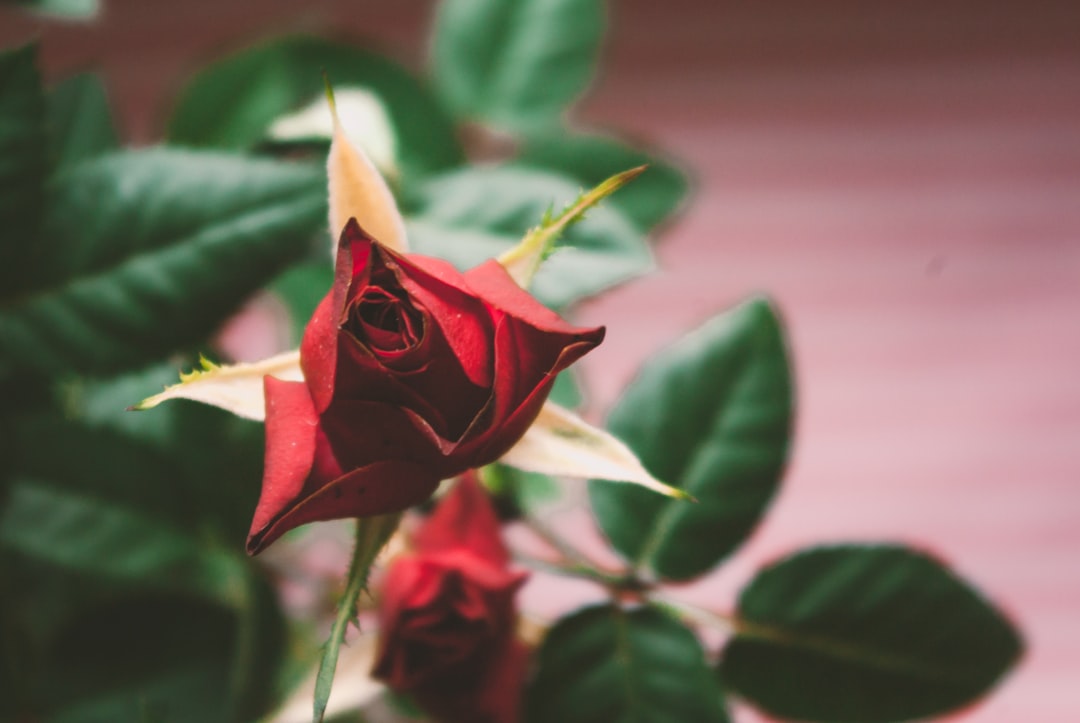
[4,1,1079,720]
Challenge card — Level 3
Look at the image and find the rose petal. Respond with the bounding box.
[247,459,439,555]
[318,399,446,470]
[300,291,339,413]
[387,247,495,390]
[414,475,509,567]
[454,315,603,467]
[464,258,599,337]
[248,377,320,546]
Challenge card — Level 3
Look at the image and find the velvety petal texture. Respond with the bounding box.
[247,219,603,553]
[372,476,528,723]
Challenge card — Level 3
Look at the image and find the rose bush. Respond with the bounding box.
[372,473,528,723]
[246,220,605,553]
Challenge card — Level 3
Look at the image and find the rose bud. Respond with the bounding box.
[245,220,604,553]
[372,474,529,723]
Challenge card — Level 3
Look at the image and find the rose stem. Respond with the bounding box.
[519,514,641,591]
[648,593,738,635]
[312,512,402,723]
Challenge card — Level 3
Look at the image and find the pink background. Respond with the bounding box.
[4,1,1078,720]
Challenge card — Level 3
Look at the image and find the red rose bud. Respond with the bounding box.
[246,220,604,553]
[372,474,529,723]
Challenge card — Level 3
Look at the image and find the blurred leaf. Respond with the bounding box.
[0,148,326,379]
[589,298,793,581]
[526,604,730,723]
[43,584,285,723]
[62,365,267,545]
[431,0,603,133]
[406,166,652,309]
[721,545,1024,723]
[517,131,689,230]
[550,368,582,409]
[0,44,47,301]
[48,73,118,170]
[169,35,461,179]
[271,258,333,345]
[0,482,242,605]
[6,0,98,20]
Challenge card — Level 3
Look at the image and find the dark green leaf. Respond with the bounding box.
[406,166,652,309]
[589,297,793,581]
[0,482,242,605]
[0,44,47,300]
[60,364,266,545]
[169,35,461,179]
[271,259,333,345]
[721,545,1023,723]
[431,0,603,132]
[526,604,730,723]
[517,131,689,230]
[7,0,98,20]
[43,583,285,723]
[0,148,326,379]
[48,73,118,170]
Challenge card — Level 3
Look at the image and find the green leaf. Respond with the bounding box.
[526,604,730,723]
[271,259,333,346]
[169,35,461,179]
[0,482,242,605]
[721,545,1024,723]
[0,148,326,379]
[60,364,267,545]
[7,0,98,20]
[406,166,652,309]
[431,0,604,132]
[589,297,793,581]
[517,132,689,230]
[550,368,583,409]
[42,584,285,723]
[48,73,118,170]
[0,44,47,301]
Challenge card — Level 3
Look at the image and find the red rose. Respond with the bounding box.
[246,220,604,553]
[372,474,529,723]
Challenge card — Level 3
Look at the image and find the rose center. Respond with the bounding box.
[347,287,422,353]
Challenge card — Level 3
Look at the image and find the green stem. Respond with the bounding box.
[514,551,626,587]
[496,165,647,288]
[312,513,401,723]
[520,515,645,592]
[226,561,257,722]
[649,593,737,634]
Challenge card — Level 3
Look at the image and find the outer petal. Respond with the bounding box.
[247,459,439,555]
[411,635,529,723]
[318,399,446,470]
[299,291,339,414]
[453,314,603,468]
[464,258,600,337]
[413,474,509,567]
[248,377,320,548]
